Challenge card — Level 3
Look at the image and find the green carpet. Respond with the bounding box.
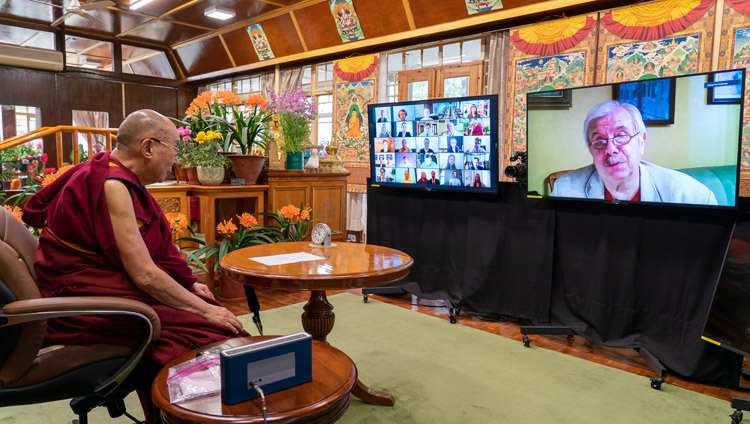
[0,293,733,423]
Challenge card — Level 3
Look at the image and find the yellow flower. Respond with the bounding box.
[237,212,258,229]
[217,219,238,235]
[196,131,206,144]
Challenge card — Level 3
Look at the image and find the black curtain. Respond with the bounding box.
[366,181,743,387]
[367,182,555,322]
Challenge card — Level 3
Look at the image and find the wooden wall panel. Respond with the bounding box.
[260,14,306,57]
[123,83,180,120]
[224,28,260,67]
[294,3,343,51]
[355,0,411,37]
[175,37,234,77]
[407,0,470,28]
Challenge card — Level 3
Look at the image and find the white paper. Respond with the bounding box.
[249,252,325,266]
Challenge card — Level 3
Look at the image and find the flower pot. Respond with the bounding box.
[228,154,266,185]
[196,166,225,185]
[285,151,304,170]
[184,166,201,185]
[174,164,188,184]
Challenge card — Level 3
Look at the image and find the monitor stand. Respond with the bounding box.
[520,325,667,389]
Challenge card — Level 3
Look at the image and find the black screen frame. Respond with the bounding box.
[367,94,499,194]
[525,69,745,210]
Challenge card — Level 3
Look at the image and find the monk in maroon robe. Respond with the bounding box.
[23,110,246,422]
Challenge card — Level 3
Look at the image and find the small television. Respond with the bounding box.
[526,69,745,208]
[368,95,499,193]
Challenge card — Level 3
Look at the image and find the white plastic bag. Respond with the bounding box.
[166,353,222,403]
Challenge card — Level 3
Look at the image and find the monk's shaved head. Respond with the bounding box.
[117,109,174,148]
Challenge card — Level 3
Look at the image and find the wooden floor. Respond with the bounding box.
[219,286,750,405]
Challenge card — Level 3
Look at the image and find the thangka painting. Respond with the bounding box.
[247,24,274,61]
[465,0,502,15]
[604,36,701,83]
[334,81,374,164]
[329,0,364,42]
[719,2,750,182]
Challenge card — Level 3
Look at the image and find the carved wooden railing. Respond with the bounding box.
[0,126,118,169]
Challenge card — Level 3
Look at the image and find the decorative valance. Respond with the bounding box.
[510,15,597,56]
[333,55,379,82]
[600,0,714,41]
[726,0,750,16]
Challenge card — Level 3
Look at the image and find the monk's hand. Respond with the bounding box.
[193,282,214,299]
[204,305,244,334]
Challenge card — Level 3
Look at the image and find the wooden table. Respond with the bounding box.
[151,336,357,424]
[186,185,268,291]
[219,241,414,406]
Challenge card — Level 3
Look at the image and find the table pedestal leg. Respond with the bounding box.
[302,290,335,343]
[302,290,395,407]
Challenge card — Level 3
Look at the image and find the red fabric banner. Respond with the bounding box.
[727,0,750,16]
[600,0,714,41]
[510,15,597,56]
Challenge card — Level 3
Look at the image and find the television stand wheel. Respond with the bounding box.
[649,376,664,390]
[449,307,460,324]
[363,294,369,303]
[731,409,743,424]
[523,334,531,348]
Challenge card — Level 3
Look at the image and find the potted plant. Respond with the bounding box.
[190,131,230,185]
[267,85,317,170]
[181,91,273,184]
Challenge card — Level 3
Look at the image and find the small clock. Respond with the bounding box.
[311,223,333,247]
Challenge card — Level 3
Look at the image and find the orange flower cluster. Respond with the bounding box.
[2,205,23,222]
[185,90,242,116]
[41,164,75,187]
[237,212,259,228]
[244,94,267,110]
[279,204,311,223]
[168,213,189,234]
[217,219,239,235]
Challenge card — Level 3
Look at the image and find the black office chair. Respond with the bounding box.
[0,206,162,424]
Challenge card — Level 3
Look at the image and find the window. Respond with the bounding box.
[121,45,174,79]
[315,94,333,146]
[65,36,113,72]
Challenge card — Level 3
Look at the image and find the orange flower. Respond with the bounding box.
[185,91,213,116]
[41,164,75,187]
[212,90,242,107]
[245,94,267,111]
[2,205,23,222]
[169,213,189,233]
[217,219,238,235]
[237,212,258,228]
[300,209,311,221]
[279,204,300,220]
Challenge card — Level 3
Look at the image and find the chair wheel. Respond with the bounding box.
[649,376,664,390]
[523,335,530,348]
[363,294,368,303]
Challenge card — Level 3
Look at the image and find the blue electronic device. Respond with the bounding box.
[220,332,313,405]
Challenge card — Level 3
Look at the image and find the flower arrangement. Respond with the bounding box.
[0,143,53,185]
[179,90,273,155]
[178,203,314,272]
[267,86,317,153]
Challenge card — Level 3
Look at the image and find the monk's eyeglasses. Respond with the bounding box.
[147,138,180,154]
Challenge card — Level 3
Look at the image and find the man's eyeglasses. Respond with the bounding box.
[148,138,180,154]
[589,132,640,150]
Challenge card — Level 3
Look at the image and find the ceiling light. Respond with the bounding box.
[81,58,102,69]
[130,0,154,10]
[204,6,235,20]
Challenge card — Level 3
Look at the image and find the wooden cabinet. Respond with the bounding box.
[260,171,349,240]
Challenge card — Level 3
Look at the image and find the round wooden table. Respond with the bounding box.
[220,242,414,406]
[151,337,357,424]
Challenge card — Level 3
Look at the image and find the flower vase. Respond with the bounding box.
[184,166,201,185]
[285,151,304,170]
[174,164,188,184]
[228,154,266,185]
[196,166,225,185]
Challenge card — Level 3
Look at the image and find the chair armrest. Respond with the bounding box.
[0,296,161,396]
[1,296,161,340]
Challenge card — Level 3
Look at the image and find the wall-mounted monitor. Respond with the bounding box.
[526,69,744,209]
[368,95,499,194]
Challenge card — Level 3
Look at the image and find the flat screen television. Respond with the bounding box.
[368,95,499,193]
[526,69,745,208]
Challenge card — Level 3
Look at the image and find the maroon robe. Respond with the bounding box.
[23,152,246,365]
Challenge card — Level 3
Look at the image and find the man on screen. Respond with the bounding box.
[551,100,717,204]
[378,124,390,137]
